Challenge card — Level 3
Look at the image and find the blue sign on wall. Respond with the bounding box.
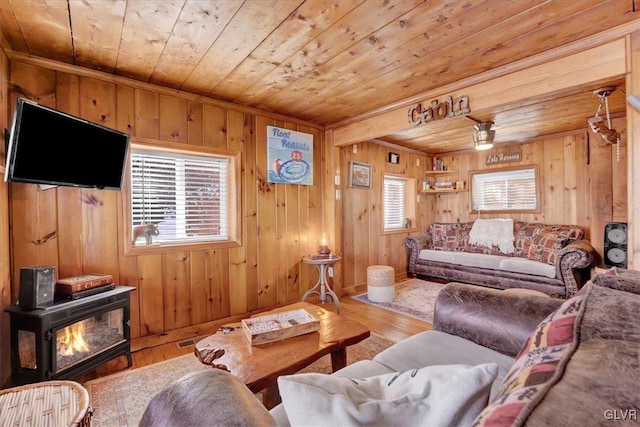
[267,126,314,185]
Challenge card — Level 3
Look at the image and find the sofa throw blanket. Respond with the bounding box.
[469,219,515,255]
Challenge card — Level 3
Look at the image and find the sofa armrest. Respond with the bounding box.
[556,239,596,297]
[433,282,563,357]
[405,233,431,275]
[405,233,430,251]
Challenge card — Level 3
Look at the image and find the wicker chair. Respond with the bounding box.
[0,380,91,427]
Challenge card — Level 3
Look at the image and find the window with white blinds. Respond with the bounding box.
[130,148,229,244]
[470,166,538,212]
[383,176,406,230]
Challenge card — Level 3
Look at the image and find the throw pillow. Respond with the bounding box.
[472,289,587,427]
[515,223,584,258]
[513,222,540,257]
[429,223,471,251]
[278,363,498,427]
[526,227,571,265]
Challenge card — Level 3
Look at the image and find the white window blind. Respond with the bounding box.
[384,176,406,230]
[471,167,537,211]
[131,148,229,244]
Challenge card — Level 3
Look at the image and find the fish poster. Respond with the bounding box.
[267,126,313,185]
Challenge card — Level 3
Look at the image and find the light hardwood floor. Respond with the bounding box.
[77,297,431,384]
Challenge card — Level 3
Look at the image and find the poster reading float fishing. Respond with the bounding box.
[267,126,313,185]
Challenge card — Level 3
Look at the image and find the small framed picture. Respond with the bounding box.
[349,161,372,189]
[388,152,400,164]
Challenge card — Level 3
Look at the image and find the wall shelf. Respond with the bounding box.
[422,170,465,192]
[425,170,458,176]
[420,189,467,195]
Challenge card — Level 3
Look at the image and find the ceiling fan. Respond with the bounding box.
[465,116,497,150]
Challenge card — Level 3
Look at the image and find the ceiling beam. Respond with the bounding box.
[331,38,627,147]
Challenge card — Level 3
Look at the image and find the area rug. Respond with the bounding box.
[352,278,446,323]
[84,333,395,427]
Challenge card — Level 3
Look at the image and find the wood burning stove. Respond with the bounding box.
[5,286,134,386]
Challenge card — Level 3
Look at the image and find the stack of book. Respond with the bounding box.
[308,253,339,260]
[434,180,454,190]
[55,274,114,301]
[432,157,446,171]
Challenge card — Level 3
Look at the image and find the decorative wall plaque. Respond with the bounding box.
[486,151,522,165]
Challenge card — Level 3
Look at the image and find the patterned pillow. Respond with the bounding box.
[515,223,584,259]
[526,229,568,265]
[472,289,587,427]
[513,222,539,257]
[465,242,507,256]
[526,225,584,265]
[429,223,472,251]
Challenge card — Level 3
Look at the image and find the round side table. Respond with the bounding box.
[301,255,342,313]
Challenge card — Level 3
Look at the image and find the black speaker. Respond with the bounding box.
[604,222,627,268]
[19,265,55,310]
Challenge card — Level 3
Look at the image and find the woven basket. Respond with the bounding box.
[0,380,91,427]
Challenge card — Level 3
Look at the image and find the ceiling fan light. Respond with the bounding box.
[473,121,495,150]
[628,95,640,111]
[474,141,494,150]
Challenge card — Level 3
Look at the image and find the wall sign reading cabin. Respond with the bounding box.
[407,95,470,127]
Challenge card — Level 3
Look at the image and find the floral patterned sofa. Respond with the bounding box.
[405,221,596,298]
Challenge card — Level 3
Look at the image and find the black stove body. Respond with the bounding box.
[5,285,134,386]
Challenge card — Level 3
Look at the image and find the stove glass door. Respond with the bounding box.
[55,307,125,373]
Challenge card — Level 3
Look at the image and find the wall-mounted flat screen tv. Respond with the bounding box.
[4,98,130,190]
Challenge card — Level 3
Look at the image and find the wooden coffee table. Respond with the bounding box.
[195,302,370,408]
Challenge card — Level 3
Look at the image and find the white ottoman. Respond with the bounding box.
[367,265,395,302]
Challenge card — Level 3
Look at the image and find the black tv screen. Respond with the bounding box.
[4,98,130,190]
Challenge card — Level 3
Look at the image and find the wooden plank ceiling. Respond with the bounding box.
[0,0,636,153]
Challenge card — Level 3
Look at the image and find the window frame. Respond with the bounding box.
[382,173,417,235]
[123,138,242,255]
[469,164,540,214]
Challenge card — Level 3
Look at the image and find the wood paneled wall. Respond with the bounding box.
[627,32,640,269]
[0,46,11,387]
[339,143,430,293]
[337,122,626,293]
[4,60,325,350]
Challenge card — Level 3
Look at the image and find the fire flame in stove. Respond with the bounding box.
[58,322,90,355]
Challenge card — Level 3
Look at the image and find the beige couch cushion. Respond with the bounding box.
[499,257,556,278]
[420,249,506,270]
[420,249,556,278]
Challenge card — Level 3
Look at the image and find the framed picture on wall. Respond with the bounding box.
[349,161,372,188]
